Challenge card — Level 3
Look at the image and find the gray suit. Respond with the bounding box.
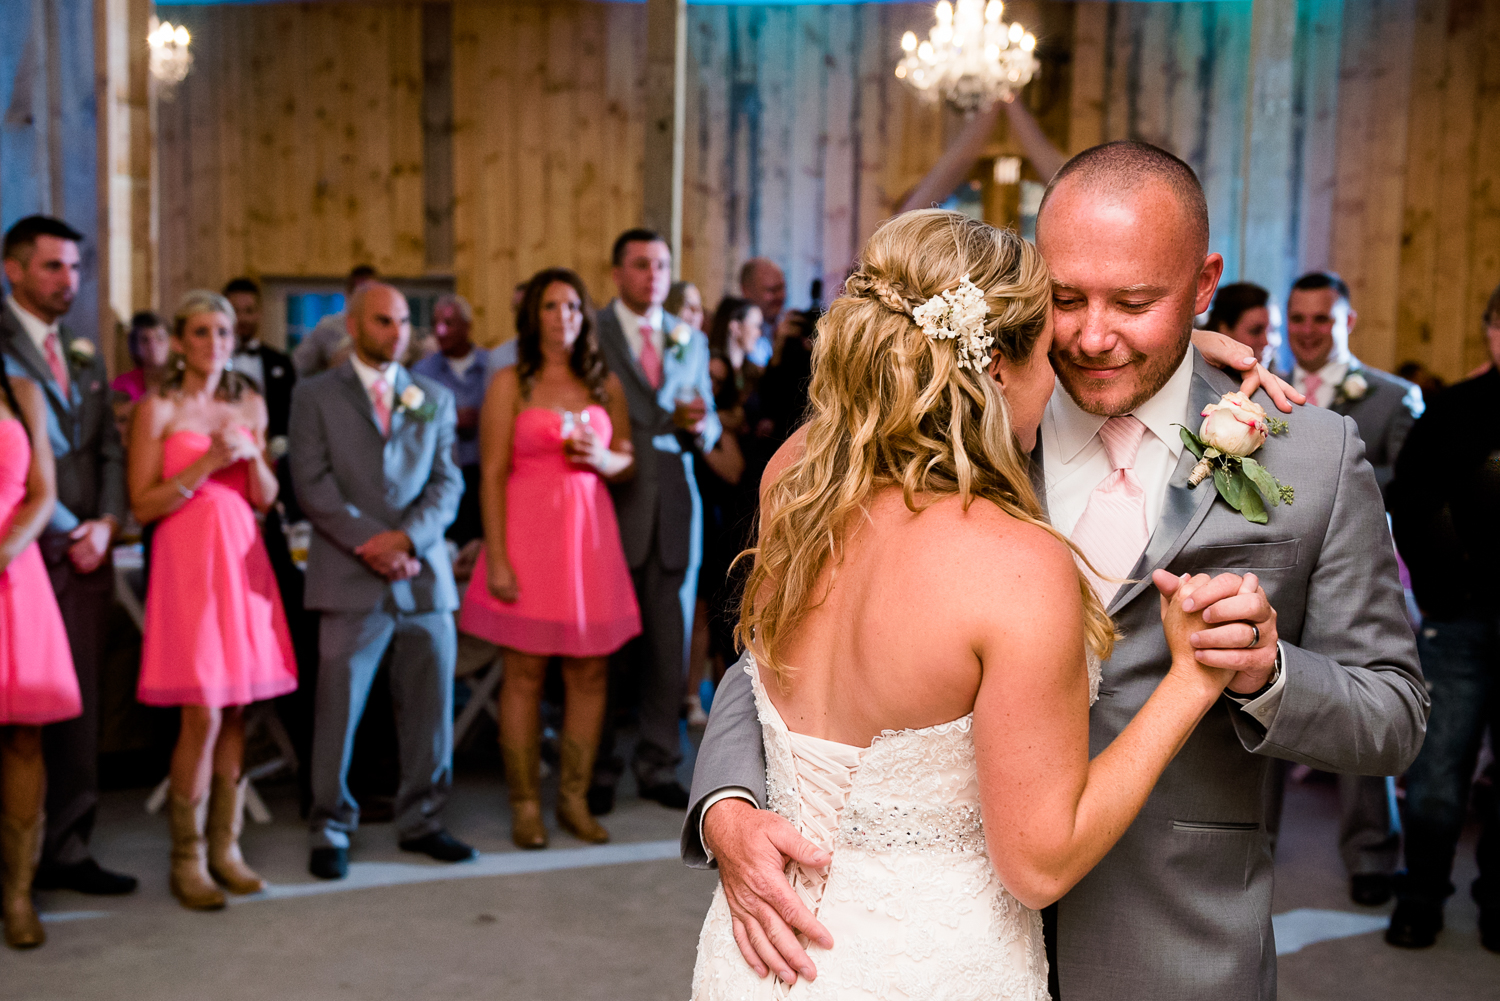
[0,304,125,868]
[288,361,463,849]
[1306,358,1423,497]
[594,303,719,789]
[683,351,1428,1000]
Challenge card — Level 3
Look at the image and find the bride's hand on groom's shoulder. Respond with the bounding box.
[1154,571,1234,695]
[1189,328,1306,414]
[703,798,833,985]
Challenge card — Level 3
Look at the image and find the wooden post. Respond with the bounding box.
[1238,0,1298,299]
[421,1,454,274]
[643,0,685,274]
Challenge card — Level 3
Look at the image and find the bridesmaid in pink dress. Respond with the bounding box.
[0,370,79,949]
[128,290,296,911]
[460,268,640,849]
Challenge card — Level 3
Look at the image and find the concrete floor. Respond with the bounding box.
[4,762,1495,999]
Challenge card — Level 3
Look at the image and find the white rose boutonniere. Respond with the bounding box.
[1177,392,1295,525]
[1335,370,1368,405]
[67,337,96,367]
[397,383,437,422]
[668,323,693,362]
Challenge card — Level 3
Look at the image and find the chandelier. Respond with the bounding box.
[896,1,1039,114]
[148,17,193,87]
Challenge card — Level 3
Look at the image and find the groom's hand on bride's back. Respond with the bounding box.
[703,797,833,985]
[1158,570,1280,695]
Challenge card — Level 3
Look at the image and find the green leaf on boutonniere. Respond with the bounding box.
[1179,425,1205,459]
[1240,457,1286,508]
[1212,464,1269,524]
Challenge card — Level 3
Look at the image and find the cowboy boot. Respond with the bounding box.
[1,812,45,948]
[557,736,610,845]
[501,741,548,849]
[168,792,226,910]
[207,775,266,895]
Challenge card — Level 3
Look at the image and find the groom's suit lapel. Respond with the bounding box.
[1106,355,1224,616]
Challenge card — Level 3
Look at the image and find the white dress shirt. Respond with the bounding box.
[446,349,479,380]
[7,295,58,358]
[1291,356,1349,409]
[350,353,398,414]
[233,340,265,388]
[613,299,666,365]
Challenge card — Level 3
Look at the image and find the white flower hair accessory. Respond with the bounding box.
[910,274,992,371]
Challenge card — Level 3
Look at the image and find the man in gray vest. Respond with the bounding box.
[0,216,135,896]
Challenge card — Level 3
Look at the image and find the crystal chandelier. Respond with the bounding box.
[148,17,193,87]
[896,1,1039,114]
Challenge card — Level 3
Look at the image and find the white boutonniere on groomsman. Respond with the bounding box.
[398,383,437,422]
[66,337,96,367]
[668,322,693,363]
[1177,392,1295,525]
[1333,368,1368,406]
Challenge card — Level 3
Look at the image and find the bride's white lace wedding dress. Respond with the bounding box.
[692,654,1101,1000]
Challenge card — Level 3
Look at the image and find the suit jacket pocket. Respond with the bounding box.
[1181,539,1299,572]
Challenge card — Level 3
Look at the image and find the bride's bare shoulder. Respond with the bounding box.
[921,496,1081,605]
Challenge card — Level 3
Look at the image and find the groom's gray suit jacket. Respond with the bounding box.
[682,351,1428,1001]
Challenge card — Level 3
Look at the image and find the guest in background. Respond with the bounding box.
[738,258,786,367]
[1385,282,1500,953]
[412,293,489,546]
[0,369,80,949]
[0,216,135,898]
[110,311,171,405]
[1396,360,1446,403]
[461,268,639,849]
[128,291,297,910]
[591,229,718,814]
[223,278,296,452]
[289,283,473,880]
[481,284,530,385]
[1207,281,1277,367]
[292,265,378,377]
[1277,270,1423,908]
[665,281,705,334]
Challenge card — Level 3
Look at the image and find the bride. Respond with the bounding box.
[691,210,1234,999]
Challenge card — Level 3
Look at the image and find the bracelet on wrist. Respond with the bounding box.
[174,478,195,500]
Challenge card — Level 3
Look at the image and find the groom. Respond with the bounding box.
[683,142,1428,1000]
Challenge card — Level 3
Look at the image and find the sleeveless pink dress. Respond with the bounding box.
[460,406,641,657]
[0,419,80,725]
[137,430,297,707]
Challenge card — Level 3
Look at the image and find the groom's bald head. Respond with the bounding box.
[1037,141,1209,258]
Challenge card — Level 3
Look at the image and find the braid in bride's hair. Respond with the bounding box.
[738,209,1115,687]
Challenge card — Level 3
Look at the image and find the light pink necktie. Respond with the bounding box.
[1302,372,1323,407]
[1070,415,1150,603]
[637,319,663,390]
[370,377,392,437]
[43,331,69,395]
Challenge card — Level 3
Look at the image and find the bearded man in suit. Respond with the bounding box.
[0,215,136,896]
[684,142,1427,1000]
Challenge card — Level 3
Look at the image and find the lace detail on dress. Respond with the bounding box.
[1087,650,1102,706]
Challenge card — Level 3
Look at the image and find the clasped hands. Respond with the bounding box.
[703,570,1280,986]
[355,529,420,581]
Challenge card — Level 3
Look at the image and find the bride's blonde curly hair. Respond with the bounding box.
[737,209,1115,686]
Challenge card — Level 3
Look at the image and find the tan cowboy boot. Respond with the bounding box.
[168,792,226,910]
[557,736,610,845]
[1,812,45,948]
[207,775,266,895]
[501,742,548,849]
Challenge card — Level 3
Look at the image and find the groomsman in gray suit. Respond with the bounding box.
[686,143,1427,1000]
[1280,270,1426,907]
[289,282,475,880]
[591,228,719,813]
[0,216,136,896]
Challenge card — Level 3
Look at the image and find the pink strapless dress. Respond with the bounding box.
[460,406,641,657]
[0,419,80,725]
[137,430,297,707]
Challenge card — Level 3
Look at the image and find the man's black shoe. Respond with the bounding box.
[33,859,138,895]
[1385,899,1442,948]
[309,847,349,880]
[587,784,615,816]
[399,829,477,863]
[1350,873,1393,906]
[639,781,690,810]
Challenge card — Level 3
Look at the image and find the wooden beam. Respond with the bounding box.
[643,0,685,273]
[1238,0,1298,298]
[421,1,454,272]
[1068,2,1107,155]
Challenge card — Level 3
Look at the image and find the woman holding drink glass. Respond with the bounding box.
[460,268,640,849]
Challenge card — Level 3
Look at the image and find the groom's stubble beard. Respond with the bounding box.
[1050,327,1192,417]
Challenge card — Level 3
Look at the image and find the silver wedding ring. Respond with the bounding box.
[1246,624,1260,649]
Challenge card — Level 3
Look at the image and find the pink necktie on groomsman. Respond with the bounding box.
[1302,372,1322,407]
[637,318,663,390]
[43,330,69,395]
[1070,415,1151,604]
[370,377,392,437]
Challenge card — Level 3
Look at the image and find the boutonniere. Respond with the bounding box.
[668,323,693,362]
[397,383,437,421]
[1333,367,1368,406]
[1177,392,1295,525]
[66,337,96,367]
